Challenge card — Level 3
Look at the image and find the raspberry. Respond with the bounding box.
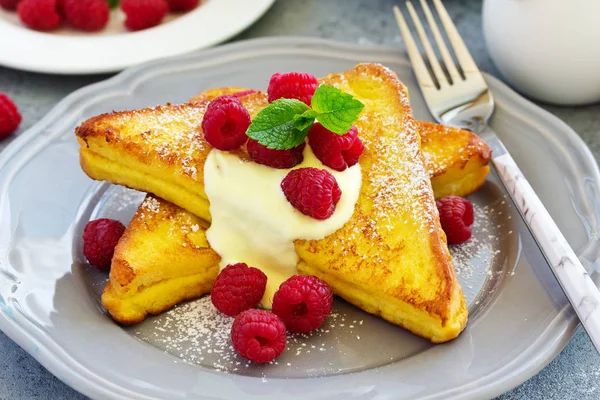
[230,309,286,363]
[247,139,305,169]
[435,196,474,245]
[308,123,364,171]
[201,95,251,151]
[17,0,61,31]
[61,0,109,31]
[211,263,267,317]
[281,168,341,220]
[272,275,333,333]
[267,72,318,105]
[0,0,20,11]
[0,94,22,139]
[166,0,198,12]
[121,0,168,31]
[82,218,126,270]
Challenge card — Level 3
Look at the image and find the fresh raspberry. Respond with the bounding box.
[61,0,108,31]
[272,275,333,333]
[308,123,364,171]
[201,95,251,151]
[121,0,168,31]
[436,196,474,245]
[17,0,61,31]
[230,309,286,363]
[0,0,21,11]
[247,139,305,169]
[281,168,341,220]
[267,72,318,105]
[82,218,126,270]
[232,89,257,98]
[0,94,22,139]
[211,263,267,317]
[166,0,198,12]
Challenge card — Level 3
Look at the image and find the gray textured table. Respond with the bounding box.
[1,0,599,399]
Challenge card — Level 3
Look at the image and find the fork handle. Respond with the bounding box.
[494,153,600,352]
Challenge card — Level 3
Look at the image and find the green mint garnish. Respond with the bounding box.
[245,84,365,150]
[246,99,312,150]
[311,84,365,135]
[107,0,119,8]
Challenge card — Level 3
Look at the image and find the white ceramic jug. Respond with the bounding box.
[483,0,600,105]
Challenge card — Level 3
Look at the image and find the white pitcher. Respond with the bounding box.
[483,0,600,105]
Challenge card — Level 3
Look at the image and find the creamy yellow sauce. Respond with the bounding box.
[204,143,361,308]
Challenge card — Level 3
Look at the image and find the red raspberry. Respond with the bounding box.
[17,0,61,31]
[308,123,364,171]
[166,0,198,12]
[230,309,286,363]
[247,139,305,169]
[211,263,267,317]
[121,0,168,31]
[0,0,21,11]
[201,95,251,151]
[0,94,22,139]
[232,89,257,98]
[436,196,474,245]
[267,72,318,105]
[281,168,341,220]
[272,275,333,333]
[82,218,126,270]
[61,0,108,31]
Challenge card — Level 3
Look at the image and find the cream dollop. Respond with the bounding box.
[204,144,361,308]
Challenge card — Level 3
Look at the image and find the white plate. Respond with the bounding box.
[0,0,275,74]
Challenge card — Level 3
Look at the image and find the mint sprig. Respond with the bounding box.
[246,99,312,150]
[311,85,365,134]
[246,84,365,150]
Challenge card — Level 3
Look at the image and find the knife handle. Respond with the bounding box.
[494,153,600,352]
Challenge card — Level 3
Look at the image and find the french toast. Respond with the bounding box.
[101,87,488,326]
[102,195,220,324]
[78,64,468,342]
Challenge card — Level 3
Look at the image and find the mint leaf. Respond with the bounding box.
[311,84,365,134]
[246,99,312,150]
[107,0,119,8]
[293,110,318,131]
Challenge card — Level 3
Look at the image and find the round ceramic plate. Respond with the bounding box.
[0,38,599,400]
[0,0,274,74]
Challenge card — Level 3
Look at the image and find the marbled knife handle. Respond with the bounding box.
[494,153,600,352]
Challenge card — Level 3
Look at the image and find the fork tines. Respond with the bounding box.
[393,0,480,89]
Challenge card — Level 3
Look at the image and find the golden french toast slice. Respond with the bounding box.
[102,195,220,324]
[421,121,491,198]
[78,64,467,342]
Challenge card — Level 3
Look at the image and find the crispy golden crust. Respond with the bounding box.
[101,195,220,324]
[79,64,468,341]
[420,121,491,199]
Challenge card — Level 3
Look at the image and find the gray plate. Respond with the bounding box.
[0,38,599,400]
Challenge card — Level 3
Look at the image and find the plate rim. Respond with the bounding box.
[0,36,598,399]
[0,0,275,75]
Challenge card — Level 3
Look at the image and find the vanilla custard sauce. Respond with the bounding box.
[203,144,361,308]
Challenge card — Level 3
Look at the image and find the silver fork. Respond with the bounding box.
[394,0,600,352]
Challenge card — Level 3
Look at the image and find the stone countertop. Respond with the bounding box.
[0,0,599,399]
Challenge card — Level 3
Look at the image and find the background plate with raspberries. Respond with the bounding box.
[0,0,274,74]
[0,37,599,400]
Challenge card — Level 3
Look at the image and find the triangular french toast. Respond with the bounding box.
[77,64,468,342]
[101,195,220,324]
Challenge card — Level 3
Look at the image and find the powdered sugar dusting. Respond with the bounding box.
[450,201,506,280]
[134,297,365,374]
